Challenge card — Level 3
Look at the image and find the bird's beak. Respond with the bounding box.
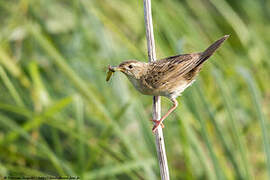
[109,65,120,72]
[106,65,123,81]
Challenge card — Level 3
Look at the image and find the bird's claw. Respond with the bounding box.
[151,119,164,133]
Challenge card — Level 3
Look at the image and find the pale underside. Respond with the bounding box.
[128,75,196,99]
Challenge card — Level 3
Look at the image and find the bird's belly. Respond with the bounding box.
[135,86,153,95]
[129,76,195,98]
[166,80,196,99]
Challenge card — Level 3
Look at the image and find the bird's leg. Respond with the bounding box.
[152,98,178,132]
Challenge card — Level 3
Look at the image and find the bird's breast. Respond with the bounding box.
[127,76,155,95]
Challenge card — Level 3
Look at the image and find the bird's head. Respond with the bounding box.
[107,60,147,81]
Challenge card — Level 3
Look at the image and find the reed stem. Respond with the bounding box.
[143,0,170,179]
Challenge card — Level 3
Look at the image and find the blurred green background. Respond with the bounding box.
[0,0,270,179]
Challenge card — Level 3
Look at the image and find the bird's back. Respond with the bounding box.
[140,35,229,98]
[140,53,201,97]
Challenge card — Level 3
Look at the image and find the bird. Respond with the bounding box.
[107,35,229,132]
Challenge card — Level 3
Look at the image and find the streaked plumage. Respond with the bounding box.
[107,35,229,132]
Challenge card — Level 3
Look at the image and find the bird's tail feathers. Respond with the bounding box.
[197,35,229,66]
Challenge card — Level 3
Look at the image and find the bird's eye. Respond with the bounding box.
[128,65,133,69]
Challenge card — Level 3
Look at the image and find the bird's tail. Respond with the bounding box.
[197,35,229,66]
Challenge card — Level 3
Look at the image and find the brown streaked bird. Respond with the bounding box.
[107,35,229,132]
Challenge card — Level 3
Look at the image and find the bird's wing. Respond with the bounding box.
[143,53,201,89]
[143,35,229,89]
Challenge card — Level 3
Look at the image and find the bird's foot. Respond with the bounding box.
[151,120,164,133]
[150,119,164,128]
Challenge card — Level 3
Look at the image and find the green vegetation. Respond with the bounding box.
[0,0,270,179]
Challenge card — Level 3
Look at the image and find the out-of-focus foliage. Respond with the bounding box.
[0,0,270,179]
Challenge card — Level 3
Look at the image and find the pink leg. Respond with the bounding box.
[152,98,178,132]
[152,120,164,128]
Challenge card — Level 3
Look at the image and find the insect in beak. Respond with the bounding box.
[106,65,121,81]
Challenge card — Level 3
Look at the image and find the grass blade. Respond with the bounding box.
[238,67,270,177]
